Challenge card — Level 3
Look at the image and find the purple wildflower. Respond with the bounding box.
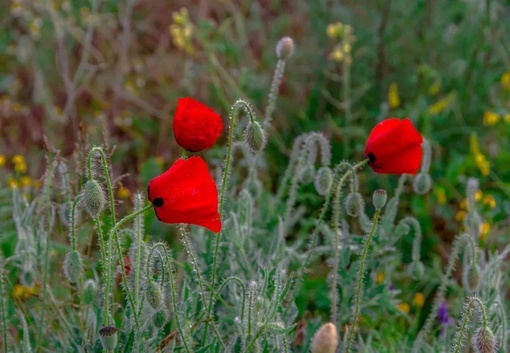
[437,300,452,338]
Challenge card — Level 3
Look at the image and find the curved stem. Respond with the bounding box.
[214,276,246,322]
[451,296,489,353]
[344,208,382,353]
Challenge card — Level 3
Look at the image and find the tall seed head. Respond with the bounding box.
[99,326,118,351]
[310,322,338,353]
[372,189,387,209]
[63,250,83,283]
[243,121,267,153]
[472,327,497,353]
[276,36,295,60]
[81,179,106,218]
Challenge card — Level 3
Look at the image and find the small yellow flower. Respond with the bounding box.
[376,272,385,285]
[483,111,500,126]
[12,284,39,301]
[455,210,467,222]
[12,154,27,174]
[459,198,468,210]
[117,185,131,199]
[0,154,6,168]
[413,293,425,308]
[327,23,341,39]
[8,178,18,190]
[428,93,456,115]
[475,190,483,202]
[20,176,31,187]
[388,83,400,109]
[474,154,490,176]
[328,47,344,62]
[397,302,410,314]
[428,80,441,95]
[480,222,490,241]
[501,71,510,90]
[482,195,496,209]
[436,188,447,205]
[12,154,25,165]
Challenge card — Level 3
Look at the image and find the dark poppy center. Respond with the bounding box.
[367,152,376,163]
[152,197,164,208]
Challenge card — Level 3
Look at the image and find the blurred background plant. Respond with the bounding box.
[0,0,509,352]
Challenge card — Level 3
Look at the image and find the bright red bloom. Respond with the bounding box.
[147,156,221,233]
[172,97,223,152]
[364,117,423,174]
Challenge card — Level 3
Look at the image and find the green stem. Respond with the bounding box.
[70,197,80,251]
[342,56,352,158]
[150,243,192,353]
[133,195,144,318]
[451,297,489,353]
[204,99,257,346]
[109,203,153,328]
[344,208,382,353]
[0,258,8,353]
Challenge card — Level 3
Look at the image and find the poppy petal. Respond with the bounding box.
[148,156,221,233]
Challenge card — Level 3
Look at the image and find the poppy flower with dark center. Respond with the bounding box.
[147,156,221,233]
[364,118,423,174]
[172,97,223,152]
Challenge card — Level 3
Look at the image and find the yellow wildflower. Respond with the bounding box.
[328,47,344,62]
[413,293,425,308]
[428,93,456,115]
[327,22,343,39]
[0,154,6,168]
[397,302,410,314]
[459,198,468,210]
[455,210,467,222]
[483,111,500,126]
[12,284,39,301]
[169,8,194,54]
[376,272,385,285]
[501,71,510,90]
[475,190,483,201]
[482,195,496,209]
[480,222,490,241]
[428,80,441,95]
[12,154,27,174]
[117,185,131,199]
[436,188,447,205]
[20,176,31,187]
[388,83,400,109]
[8,178,18,190]
[474,154,490,176]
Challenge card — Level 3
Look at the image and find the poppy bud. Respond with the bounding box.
[345,192,364,217]
[299,164,315,184]
[81,180,106,218]
[82,279,98,305]
[310,322,338,353]
[465,265,480,292]
[153,310,168,328]
[472,327,497,353]
[409,261,425,280]
[99,326,118,351]
[146,280,163,309]
[412,172,432,195]
[314,166,333,196]
[276,36,295,60]
[243,120,267,153]
[372,189,387,209]
[63,250,83,284]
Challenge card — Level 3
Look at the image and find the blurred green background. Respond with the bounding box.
[1,0,509,275]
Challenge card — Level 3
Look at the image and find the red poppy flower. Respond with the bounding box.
[172,97,223,152]
[364,118,423,174]
[147,156,221,233]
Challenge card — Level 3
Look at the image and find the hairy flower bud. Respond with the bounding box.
[81,180,106,218]
[299,164,315,184]
[153,310,168,328]
[372,189,387,209]
[243,121,267,153]
[311,322,338,353]
[276,36,295,60]
[472,327,497,353]
[466,265,480,292]
[99,326,118,351]
[409,261,425,280]
[314,166,333,196]
[63,250,83,283]
[345,192,364,217]
[147,281,163,309]
[82,279,98,305]
[412,172,432,195]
